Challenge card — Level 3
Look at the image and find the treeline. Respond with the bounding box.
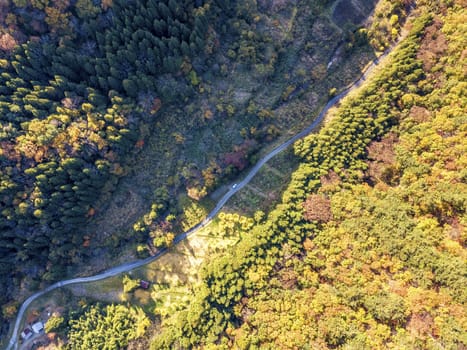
[229,3,467,346]
[44,302,150,350]
[0,0,226,325]
[66,303,150,349]
[149,2,466,348]
[1,0,210,128]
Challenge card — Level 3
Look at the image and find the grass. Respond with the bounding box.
[226,148,299,215]
[65,277,123,304]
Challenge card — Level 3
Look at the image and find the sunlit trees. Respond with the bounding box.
[67,303,149,350]
[150,5,466,348]
[45,315,65,333]
[0,0,222,303]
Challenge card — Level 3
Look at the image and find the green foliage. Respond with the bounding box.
[1,1,465,349]
[122,275,140,294]
[152,284,191,318]
[75,0,101,19]
[45,315,65,333]
[367,0,411,51]
[150,3,466,349]
[0,0,219,309]
[363,293,408,325]
[67,303,150,350]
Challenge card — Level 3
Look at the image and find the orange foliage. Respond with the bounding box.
[86,208,95,217]
[0,33,17,52]
[33,146,48,163]
[302,194,332,223]
[303,238,314,251]
[0,141,21,161]
[408,312,434,337]
[409,105,431,123]
[83,235,91,247]
[203,109,213,120]
[47,332,58,341]
[417,19,448,71]
[101,0,113,10]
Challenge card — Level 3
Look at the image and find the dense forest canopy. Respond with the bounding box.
[1,0,385,326]
[0,0,212,269]
[1,0,465,348]
[0,0,217,336]
[147,1,466,348]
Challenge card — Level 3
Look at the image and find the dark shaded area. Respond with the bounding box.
[332,0,379,27]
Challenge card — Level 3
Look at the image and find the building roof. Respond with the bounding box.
[32,321,44,333]
[21,328,33,340]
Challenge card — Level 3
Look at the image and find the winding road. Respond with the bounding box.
[6,47,390,350]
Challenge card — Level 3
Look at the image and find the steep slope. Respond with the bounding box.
[148,1,466,348]
[0,0,385,340]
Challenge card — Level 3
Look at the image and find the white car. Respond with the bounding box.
[232,183,238,189]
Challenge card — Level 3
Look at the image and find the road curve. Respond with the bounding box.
[6,47,391,350]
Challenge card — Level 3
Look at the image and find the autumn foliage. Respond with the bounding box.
[302,194,332,223]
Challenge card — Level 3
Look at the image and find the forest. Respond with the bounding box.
[0,0,216,334]
[1,0,465,348]
[1,0,385,336]
[147,1,466,348]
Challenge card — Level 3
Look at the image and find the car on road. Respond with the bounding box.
[232,183,238,189]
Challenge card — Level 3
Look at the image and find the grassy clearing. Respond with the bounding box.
[69,222,237,312]
[226,147,300,215]
[65,277,123,304]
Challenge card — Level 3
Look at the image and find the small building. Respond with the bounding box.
[21,328,33,340]
[31,321,44,333]
[140,280,150,289]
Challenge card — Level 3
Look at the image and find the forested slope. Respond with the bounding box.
[0,0,215,336]
[2,0,465,348]
[148,1,466,348]
[1,0,389,338]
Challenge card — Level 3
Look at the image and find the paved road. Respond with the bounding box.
[6,47,391,350]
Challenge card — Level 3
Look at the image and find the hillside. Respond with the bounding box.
[0,0,387,340]
[147,1,466,349]
[1,0,466,349]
